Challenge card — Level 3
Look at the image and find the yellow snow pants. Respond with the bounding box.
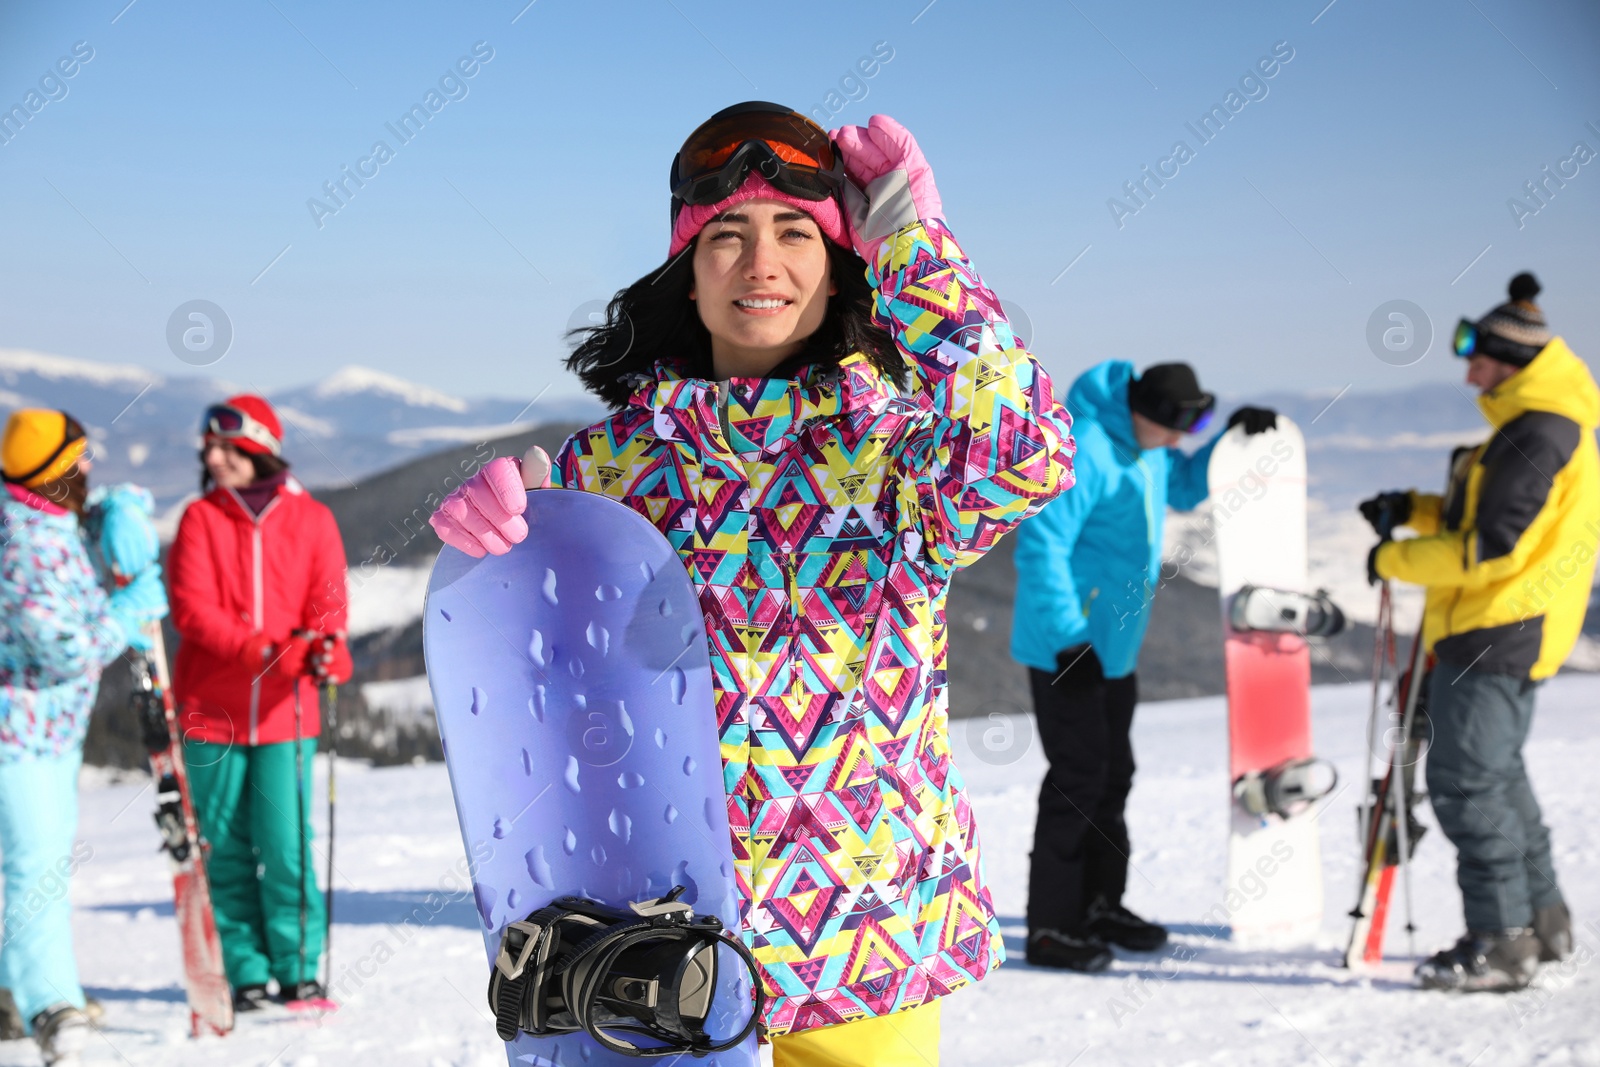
[770,1000,941,1066]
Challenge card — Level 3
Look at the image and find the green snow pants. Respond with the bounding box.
[184,739,324,989]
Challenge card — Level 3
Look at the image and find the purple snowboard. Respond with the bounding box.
[424,489,757,1066]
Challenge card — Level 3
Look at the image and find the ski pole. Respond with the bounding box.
[1391,622,1426,958]
[323,675,337,990]
[293,684,309,995]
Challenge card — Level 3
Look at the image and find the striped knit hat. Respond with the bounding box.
[1477,273,1551,364]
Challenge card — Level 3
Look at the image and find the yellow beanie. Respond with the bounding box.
[2,409,87,488]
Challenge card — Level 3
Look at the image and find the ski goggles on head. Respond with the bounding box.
[1452,318,1541,363]
[201,403,281,456]
[670,101,845,216]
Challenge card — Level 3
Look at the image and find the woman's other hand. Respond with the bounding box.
[829,115,944,258]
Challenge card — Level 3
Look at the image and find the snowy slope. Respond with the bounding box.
[28,676,1598,1066]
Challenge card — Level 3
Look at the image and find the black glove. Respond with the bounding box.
[1358,491,1412,537]
[1366,542,1385,586]
[1227,406,1278,436]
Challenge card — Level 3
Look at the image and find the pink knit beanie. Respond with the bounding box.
[669,173,847,257]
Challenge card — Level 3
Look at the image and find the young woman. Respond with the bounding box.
[0,409,167,1063]
[166,395,352,1010]
[432,104,1076,1064]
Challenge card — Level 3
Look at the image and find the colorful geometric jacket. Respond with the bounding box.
[554,220,1076,1035]
[0,489,130,762]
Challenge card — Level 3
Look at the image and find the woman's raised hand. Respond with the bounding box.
[829,115,944,259]
[429,445,552,558]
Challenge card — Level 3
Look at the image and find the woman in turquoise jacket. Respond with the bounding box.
[0,409,166,1063]
[1009,359,1276,970]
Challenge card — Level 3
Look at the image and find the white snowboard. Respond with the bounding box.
[1208,417,1324,946]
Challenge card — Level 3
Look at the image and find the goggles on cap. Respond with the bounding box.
[1137,394,1215,434]
[1452,318,1541,364]
[202,403,281,457]
[670,102,845,219]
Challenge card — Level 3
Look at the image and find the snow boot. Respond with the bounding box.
[1086,898,1169,952]
[1533,902,1572,963]
[0,989,23,1041]
[1415,929,1539,992]
[31,1004,90,1066]
[232,984,273,1013]
[1026,929,1113,973]
[279,980,327,1004]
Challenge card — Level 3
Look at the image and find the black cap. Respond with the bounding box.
[1128,363,1216,432]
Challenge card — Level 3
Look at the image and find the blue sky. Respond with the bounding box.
[1,0,1597,403]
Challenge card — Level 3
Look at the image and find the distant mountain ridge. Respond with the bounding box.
[0,348,603,510]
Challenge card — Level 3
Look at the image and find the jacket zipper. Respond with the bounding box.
[228,488,283,746]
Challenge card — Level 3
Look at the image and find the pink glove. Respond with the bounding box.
[829,115,944,259]
[429,446,552,558]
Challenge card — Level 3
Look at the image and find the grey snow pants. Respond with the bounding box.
[1425,665,1564,933]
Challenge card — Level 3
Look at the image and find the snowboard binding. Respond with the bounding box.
[488,886,764,1057]
[1228,585,1347,638]
[130,660,193,864]
[1233,757,1339,819]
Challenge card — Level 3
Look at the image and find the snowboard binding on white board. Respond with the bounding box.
[1234,757,1340,820]
[1229,585,1346,639]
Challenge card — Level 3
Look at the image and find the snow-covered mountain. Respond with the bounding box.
[0,348,602,508]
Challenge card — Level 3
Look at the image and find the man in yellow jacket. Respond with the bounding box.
[1363,272,1598,992]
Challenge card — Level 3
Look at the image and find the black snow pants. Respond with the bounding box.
[1025,644,1138,936]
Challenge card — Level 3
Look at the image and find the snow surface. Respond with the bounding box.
[346,566,432,638]
[21,677,1598,1066]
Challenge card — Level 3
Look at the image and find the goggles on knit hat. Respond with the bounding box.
[202,396,283,457]
[2,409,88,488]
[1452,272,1550,368]
[669,101,848,256]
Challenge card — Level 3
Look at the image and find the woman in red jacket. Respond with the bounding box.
[167,395,351,1011]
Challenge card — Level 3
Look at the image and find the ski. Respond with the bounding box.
[132,629,233,1037]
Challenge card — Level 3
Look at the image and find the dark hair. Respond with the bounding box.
[35,464,89,517]
[200,445,289,493]
[566,240,906,410]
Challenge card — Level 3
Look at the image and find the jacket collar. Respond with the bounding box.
[209,474,303,523]
[628,352,890,457]
[1478,337,1600,432]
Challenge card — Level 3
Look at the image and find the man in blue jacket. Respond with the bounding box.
[1011,361,1276,971]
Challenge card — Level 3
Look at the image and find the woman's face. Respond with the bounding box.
[203,439,257,489]
[690,198,836,379]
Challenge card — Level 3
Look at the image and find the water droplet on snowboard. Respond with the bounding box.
[526,846,553,888]
[564,756,581,793]
[541,568,559,605]
[609,809,632,842]
[470,687,487,716]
